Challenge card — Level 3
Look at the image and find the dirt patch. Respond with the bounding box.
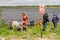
[0,37,5,40]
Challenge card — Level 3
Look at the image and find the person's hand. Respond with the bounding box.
[48,20,50,22]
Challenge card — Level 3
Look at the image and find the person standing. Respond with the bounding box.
[43,11,49,31]
[52,12,59,30]
[22,12,28,31]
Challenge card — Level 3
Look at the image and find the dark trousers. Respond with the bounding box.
[53,22,57,29]
[10,24,13,30]
[43,23,47,31]
[23,27,27,31]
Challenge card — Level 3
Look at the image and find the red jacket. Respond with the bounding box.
[23,15,28,25]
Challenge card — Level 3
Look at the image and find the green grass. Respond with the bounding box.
[0,22,60,40]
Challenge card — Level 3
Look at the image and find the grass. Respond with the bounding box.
[0,22,60,40]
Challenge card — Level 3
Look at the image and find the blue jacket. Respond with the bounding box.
[52,13,59,23]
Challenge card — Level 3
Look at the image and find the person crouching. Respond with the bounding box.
[22,12,28,31]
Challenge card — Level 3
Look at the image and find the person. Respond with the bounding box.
[9,21,13,30]
[52,12,59,30]
[43,11,49,31]
[22,12,28,31]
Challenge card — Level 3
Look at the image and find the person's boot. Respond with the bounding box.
[23,27,27,31]
[54,27,56,30]
[43,28,45,31]
[10,25,13,30]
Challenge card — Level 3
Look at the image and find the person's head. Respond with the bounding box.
[53,12,57,16]
[45,11,48,14]
[22,12,25,16]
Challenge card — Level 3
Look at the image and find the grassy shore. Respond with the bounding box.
[0,22,60,40]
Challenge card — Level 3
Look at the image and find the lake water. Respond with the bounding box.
[1,7,60,23]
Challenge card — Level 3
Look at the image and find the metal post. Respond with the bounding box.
[39,4,45,38]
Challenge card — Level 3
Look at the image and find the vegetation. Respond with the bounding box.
[0,5,60,8]
[0,22,60,40]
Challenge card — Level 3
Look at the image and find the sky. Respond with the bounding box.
[0,0,60,6]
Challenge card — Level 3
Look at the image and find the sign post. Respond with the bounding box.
[39,4,45,38]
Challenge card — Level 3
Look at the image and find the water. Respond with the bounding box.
[1,7,60,23]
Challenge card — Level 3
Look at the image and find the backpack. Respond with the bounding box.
[52,16,59,23]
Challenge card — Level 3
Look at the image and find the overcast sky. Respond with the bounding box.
[0,0,60,6]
